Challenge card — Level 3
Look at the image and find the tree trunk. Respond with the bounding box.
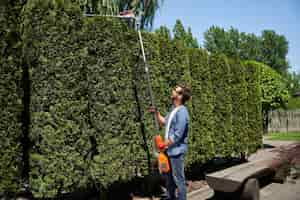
[263,109,269,134]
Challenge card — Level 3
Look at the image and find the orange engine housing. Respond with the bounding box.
[158,152,170,173]
[154,135,170,173]
[154,135,164,151]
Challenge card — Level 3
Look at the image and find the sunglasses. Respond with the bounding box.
[173,87,183,95]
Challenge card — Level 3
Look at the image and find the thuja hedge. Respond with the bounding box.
[228,58,248,155]
[82,17,149,188]
[185,48,215,165]
[22,0,92,197]
[2,0,263,197]
[133,34,191,167]
[244,61,263,153]
[22,0,148,197]
[0,0,23,193]
[209,54,234,157]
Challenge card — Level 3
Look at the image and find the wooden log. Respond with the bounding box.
[205,159,275,193]
[240,178,260,200]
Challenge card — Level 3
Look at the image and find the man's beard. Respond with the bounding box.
[171,96,176,104]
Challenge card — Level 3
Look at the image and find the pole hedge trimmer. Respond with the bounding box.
[119,11,170,174]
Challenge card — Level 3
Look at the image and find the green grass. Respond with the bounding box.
[287,97,300,109]
[267,132,300,141]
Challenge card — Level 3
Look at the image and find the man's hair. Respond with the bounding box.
[177,84,191,104]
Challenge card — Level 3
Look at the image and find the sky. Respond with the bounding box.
[153,0,300,73]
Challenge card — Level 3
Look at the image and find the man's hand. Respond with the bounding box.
[158,139,173,151]
[164,139,173,148]
[148,106,158,113]
[148,106,166,126]
[155,135,167,151]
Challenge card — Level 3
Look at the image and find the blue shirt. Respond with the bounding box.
[165,106,189,157]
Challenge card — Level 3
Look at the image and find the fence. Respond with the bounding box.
[268,109,300,132]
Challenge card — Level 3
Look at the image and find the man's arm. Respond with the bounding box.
[155,110,166,127]
[149,107,166,127]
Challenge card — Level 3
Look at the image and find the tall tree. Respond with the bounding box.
[261,30,289,74]
[239,32,262,61]
[173,19,186,41]
[155,25,171,40]
[77,0,163,29]
[204,26,229,54]
[173,19,199,48]
[77,0,119,15]
[227,27,240,57]
[186,27,199,48]
[204,26,290,75]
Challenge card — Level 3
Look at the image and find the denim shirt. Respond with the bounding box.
[165,106,189,157]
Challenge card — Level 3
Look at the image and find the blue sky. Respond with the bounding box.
[153,0,300,73]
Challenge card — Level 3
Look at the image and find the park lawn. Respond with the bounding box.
[267,132,300,141]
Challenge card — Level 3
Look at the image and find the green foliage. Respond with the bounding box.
[173,19,199,48]
[186,48,215,164]
[185,27,199,48]
[82,17,148,187]
[261,30,289,74]
[245,61,289,135]
[287,97,300,109]
[228,58,248,154]
[1,1,264,196]
[259,62,290,112]
[267,132,300,141]
[209,54,233,156]
[244,61,263,153]
[133,0,164,29]
[0,0,24,193]
[134,31,190,168]
[285,71,300,95]
[204,26,290,75]
[22,0,149,196]
[155,25,171,40]
[239,32,261,61]
[22,0,92,197]
[173,19,186,41]
[155,20,199,48]
[204,26,229,55]
[75,0,119,15]
[75,0,164,29]
[131,32,162,171]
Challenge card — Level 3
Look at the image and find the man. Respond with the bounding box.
[150,84,191,200]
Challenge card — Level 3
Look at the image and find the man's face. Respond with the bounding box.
[171,86,183,102]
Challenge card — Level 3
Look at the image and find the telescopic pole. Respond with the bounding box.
[136,19,160,133]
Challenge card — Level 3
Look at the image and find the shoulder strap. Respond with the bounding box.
[165,106,183,140]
